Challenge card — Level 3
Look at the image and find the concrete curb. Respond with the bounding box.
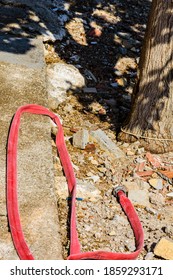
[0,35,63,259]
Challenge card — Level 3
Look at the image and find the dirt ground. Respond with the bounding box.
[44,0,173,260]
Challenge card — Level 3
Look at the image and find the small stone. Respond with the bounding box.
[145,252,154,260]
[114,69,123,77]
[113,215,129,226]
[86,175,100,183]
[146,152,163,168]
[64,104,73,113]
[131,47,138,53]
[109,230,116,236]
[77,154,85,164]
[72,163,79,171]
[83,87,97,93]
[125,242,136,252]
[126,86,133,94]
[166,192,173,198]
[87,172,94,177]
[148,178,163,190]
[154,237,173,260]
[149,192,165,206]
[122,142,130,148]
[137,147,145,154]
[73,129,89,149]
[70,54,80,62]
[110,82,119,88]
[88,28,102,37]
[135,158,146,172]
[117,32,131,39]
[84,69,97,82]
[116,77,127,87]
[85,225,92,232]
[123,181,140,192]
[98,167,107,173]
[90,129,125,158]
[98,108,106,115]
[82,239,88,245]
[85,143,96,153]
[119,246,125,252]
[91,159,99,165]
[94,232,102,239]
[145,207,157,215]
[128,189,150,208]
[126,150,135,156]
[163,226,173,235]
[70,127,79,133]
[89,102,104,114]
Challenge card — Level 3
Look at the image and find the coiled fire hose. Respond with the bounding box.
[7,104,144,260]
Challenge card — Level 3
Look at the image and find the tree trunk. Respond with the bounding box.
[118,0,173,153]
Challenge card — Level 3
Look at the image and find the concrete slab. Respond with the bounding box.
[0,35,44,68]
[0,35,63,259]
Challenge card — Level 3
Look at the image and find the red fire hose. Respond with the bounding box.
[7,104,144,260]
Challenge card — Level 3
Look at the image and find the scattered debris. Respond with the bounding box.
[73,129,89,149]
[135,170,154,177]
[146,152,163,168]
[148,178,163,190]
[135,159,146,172]
[166,192,173,198]
[90,129,125,158]
[84,69,97,83]
[149,192,165,206]
[157,170,173,185]
[88,28,102,38]
[42,0,172,261]
[145,207,157,215]
[128,190,150,208]
[144,252,154,260]
[123,181,140,192]
[154,237,173,260]
[83,87,97,94]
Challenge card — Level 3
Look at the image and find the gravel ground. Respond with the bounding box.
[45,0,173,260]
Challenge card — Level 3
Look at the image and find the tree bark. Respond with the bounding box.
[118,0,173,153]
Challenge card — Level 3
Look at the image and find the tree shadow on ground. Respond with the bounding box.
[0,0,66,53]
[2,0,166,138]
[54,0,152,133]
